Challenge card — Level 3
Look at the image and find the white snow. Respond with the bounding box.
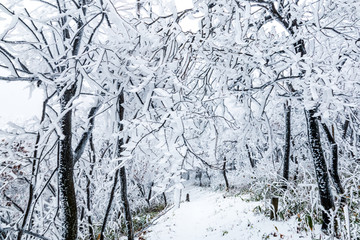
[132,187,327,240]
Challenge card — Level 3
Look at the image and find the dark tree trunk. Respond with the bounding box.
[222,157,230,191]
[117,90,134,240]
[245,144,255,168]
[120,166,134,240]
[282,103,291,188]
[86,134,95,240]
[58,86,78,240]
[99,169,119,240]
[321,123,345,204]
[293,153,300,184]
[306,109,334,230]
[136,0,141,18]
[342,119,349,139]
[56,2,86,238]
[146,182,154,206]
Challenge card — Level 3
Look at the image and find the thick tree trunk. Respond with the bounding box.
[321,123,345,204]
[282,103,291,188]
[117,90,134,240]
[58,86,78,240]
[306,109,334,230]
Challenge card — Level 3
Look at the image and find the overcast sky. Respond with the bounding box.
[0,82,43,126]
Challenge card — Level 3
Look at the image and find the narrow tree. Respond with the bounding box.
[99,89,134,240]
[116,90,134,240]
[306,109,334,230]
[282,102,291,188]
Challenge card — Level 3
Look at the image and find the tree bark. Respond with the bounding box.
[321,123,345,204]
[57,1,86,238]
[282,103,291,188]
[120,166,134,240]
[117,90,134,240]
[306,109,334,230]
[86,134,95,240]
[58,86,78,240]
[99,169,119,240]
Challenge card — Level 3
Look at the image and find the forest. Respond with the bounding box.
[0,0,359,239]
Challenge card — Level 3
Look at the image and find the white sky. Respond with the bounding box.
[0,82,43,126]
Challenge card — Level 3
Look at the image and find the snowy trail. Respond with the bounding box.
[136,187,323,240]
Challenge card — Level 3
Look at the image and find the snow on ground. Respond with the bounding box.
[136,187,326,240]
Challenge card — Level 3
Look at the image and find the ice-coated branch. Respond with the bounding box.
[3,193,24,213]
[73,101,102,165]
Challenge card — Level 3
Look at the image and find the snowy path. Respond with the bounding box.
[137,187,323,240]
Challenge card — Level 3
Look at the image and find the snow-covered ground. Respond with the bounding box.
[134,187,327,240]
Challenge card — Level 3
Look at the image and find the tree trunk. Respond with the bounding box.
[222,157,230,191]
[58,86,78,240]
[321,123,345,204]
[86,134,95,240]
[136,0,141,18]
[342,119,349,139]
[245,144,255,168]
[306,109,334,230]
[99,169,119,240]
[117,90,134,240]
[146,182,154,206]
[282,103,291,188]
[120,166,134,240]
